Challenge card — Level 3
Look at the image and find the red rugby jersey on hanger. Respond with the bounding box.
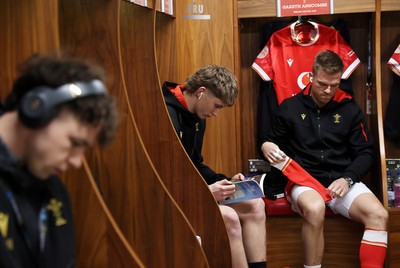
[252,21,360,104]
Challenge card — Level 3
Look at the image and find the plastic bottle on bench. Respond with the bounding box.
[394,172,400,208]
[387,171,395,208]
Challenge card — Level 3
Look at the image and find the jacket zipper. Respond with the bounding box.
[317,109,324,163]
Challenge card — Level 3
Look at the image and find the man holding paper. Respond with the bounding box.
[261,50,388,268]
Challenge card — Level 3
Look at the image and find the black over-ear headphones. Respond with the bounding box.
[18,79,107,128]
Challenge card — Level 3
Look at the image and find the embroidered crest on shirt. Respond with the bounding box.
[333,113,341,123]
[47,199,67,226]
[0,212,9,238]
[301,114,306,120]
[0,212,13,250]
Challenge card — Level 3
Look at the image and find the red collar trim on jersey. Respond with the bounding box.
[169,85,188,109]
[303,83,353,102]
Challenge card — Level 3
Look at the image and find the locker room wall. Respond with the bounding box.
[118,0,231,266]
[58,0,211,266]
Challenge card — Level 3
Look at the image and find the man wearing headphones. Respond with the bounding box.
[0,53,119,268]
[162,65,267,268]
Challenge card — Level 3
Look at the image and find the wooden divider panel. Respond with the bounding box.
[59,0,209,266]
[174,0,240,177]
[62,162,144,268]
[0,0,59,99]
[120,1,231,266]
[0,0,145,267]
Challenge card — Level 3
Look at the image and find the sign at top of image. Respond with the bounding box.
[277,0,334,17]
[184,0,211,20]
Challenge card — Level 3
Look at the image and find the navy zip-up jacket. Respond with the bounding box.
[162,81,227,185]
[262,83,373,188]
[0,139,75,268]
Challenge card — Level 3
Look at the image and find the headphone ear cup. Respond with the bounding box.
[18,88,58,128]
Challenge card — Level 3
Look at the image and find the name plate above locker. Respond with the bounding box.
[237,0,376,18]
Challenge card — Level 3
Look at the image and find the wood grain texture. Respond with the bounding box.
[381,0,400,12]
[155,12,178,84]
[120,1,230,266]
[0,0,144,267]
[266,215,364,267]
[173,0,240,177]
[389,209,400,267]
[372,0,386,207]
[0,0,59,99]
[62,162,144,268]
[58,0,208,266]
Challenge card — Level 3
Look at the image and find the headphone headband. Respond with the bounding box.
[19,79,107,128]
[34,79,107,107]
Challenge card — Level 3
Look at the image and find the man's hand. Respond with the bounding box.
[327,178,350,198]
[231,173,245,182]
[261,141,286,164]
[209,179,236,202]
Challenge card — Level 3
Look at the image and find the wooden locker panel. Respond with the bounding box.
[171,0,240,177]
[0,0,144,267]
[59,0,209,266]
[120,1,231,266]
[0,0,59,98]
[266,215,364,267]
[62,163,144,268]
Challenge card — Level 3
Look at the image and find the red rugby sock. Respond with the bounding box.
[272,157,331,201]
[359,229,387,268]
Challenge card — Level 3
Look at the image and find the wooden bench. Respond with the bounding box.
[264,197,364,267]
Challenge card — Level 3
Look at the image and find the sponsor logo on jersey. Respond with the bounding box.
[297,72,311,89]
